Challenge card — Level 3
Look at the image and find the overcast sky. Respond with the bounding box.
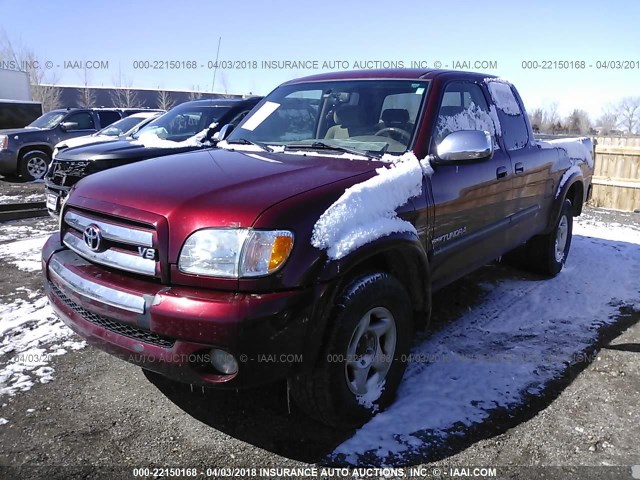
[1,0,639,119]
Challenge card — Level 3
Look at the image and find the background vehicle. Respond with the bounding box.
[53,111,164,154]
[44,97,262,215]
[0,107,162,180]
[42,70,594,427]
[0,99,43,129]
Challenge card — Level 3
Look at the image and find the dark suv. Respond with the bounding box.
[0,107,161,180]
[44,97,261,215]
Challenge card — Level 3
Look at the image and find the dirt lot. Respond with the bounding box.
[0,208,638,480]
[0,177,46,204]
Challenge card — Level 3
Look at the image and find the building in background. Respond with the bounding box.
[0,69,33,100]
[41,84,242,111]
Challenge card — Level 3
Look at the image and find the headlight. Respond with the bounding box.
[178,229,294,278]
[0,135,7,151]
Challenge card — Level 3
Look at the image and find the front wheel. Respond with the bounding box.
[526,199,573,276]
[19,150,51,181]
[290,273,413,427]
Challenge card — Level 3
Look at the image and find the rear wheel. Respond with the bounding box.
[526,199,573,276]
[19,150,51,181]
[290,273,412,427]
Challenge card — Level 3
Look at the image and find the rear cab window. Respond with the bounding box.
[486,80,530,151]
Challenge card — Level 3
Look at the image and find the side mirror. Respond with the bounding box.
[434,130,493,163]
[60,121,79,131]
[217,124,235,142]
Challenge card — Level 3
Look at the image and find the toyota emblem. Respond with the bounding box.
[83,224,102,251]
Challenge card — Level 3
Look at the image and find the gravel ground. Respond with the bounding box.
[0,177,46,204]
[0,209,638,480]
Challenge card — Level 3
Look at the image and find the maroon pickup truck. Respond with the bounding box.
[42,69,594,427]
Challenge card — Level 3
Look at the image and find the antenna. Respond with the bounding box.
[211,37,222,93]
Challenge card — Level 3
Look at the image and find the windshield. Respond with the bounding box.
[133,105,230,141]
[227,80,429,155]
[28,111,66,129]
[97,116,147,137]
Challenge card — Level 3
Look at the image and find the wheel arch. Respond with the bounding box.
[299,233,432,373]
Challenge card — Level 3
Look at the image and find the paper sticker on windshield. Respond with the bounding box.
[415,88,425,95]
[240,101,280,131]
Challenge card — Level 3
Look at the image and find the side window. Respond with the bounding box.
[434,82,497,146]
[97,110,121,128]
[66,112,95,130]
[229,110,249,127]
[486,81,529,151]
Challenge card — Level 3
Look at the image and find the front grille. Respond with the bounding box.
[62,208,158,277]
[47,159,91,187]
[51,282,175,348]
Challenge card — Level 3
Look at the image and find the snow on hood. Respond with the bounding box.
[134,127,211,149]
[484,78,521,116]
[312,152,433,260]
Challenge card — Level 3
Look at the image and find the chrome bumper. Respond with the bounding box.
[49,255,145,314]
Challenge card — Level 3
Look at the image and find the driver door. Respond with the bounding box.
[427,81,513,288]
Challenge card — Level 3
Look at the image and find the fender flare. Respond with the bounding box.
[298,232,432,372]
[546,171,583,233]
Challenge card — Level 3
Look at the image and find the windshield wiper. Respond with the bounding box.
[226,138,273,152]
[285,141,381,160]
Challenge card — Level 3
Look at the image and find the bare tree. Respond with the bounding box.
[596,108,619,135]
[564,109,592,135]
[0,33,61,111]
[156,89,175,110]
[528,108,544,133]
[219,71,234,98]
[77,66,96,108]
[542,102,560,133]
[188,86,203,101]
[110,83,142,108]
[615,96,640,134]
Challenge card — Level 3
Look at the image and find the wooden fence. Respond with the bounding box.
[590,136,640,212]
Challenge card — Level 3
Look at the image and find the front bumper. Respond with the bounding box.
[0,149,18,175]
[42,235,314,388]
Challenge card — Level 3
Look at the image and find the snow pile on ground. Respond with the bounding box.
[0,236,50,272]
[0,223,85,398]
[312,152,430,260]
[0,292,85,396]
[485,78,521,115]
[135,127,210,149]
[331,216,640,465]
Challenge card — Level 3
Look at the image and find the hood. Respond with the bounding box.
[56,138,201,163]
[70,148,377,250]
[57,135,114,150]
[0,127,40,136]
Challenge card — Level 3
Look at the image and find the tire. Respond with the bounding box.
[290,273,413,427]
[19,150,51,181]
[525,199,573,276]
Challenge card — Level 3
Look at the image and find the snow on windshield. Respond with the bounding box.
[312,152,433,260]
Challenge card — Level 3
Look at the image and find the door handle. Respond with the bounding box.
[496,166,508,179]
[515,162,524,174]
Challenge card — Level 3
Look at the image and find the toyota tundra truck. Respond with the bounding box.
[42,69,594,427]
